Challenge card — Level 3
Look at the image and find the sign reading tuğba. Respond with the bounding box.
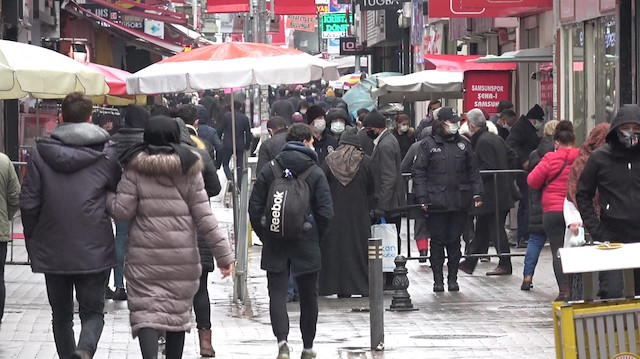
[358,0,410,10]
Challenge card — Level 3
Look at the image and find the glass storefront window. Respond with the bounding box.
[595,16,616,123]
[572,24,586,145]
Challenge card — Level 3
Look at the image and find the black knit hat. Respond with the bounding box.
[526,104,545,120]
[305,105,326,124]
[362,109,386,128]
[338,127,361,148]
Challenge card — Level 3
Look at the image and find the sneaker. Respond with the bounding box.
[277,343,290,359]
[301,350,317,359]
[113,287,127,301]
[105,286,115,300]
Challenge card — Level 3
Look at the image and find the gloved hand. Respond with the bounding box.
[370,208,386,220]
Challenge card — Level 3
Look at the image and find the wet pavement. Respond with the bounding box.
[0,173,559,358]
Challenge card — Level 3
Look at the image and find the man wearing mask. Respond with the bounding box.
[306,105,337,165]
[577,105,640,298]
[497,109,516,140]
[326,108,351,140]
[506,104,544,248]
[363,110,406,288]
[413,107,484,292]
[416,99,442,138]
[488,100,514,124]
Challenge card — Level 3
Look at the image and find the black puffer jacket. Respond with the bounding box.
[577,105,640,243]
[412,129,484,213]
[111,128,144,158]
[20,123,122,274]
[507,115,541,167]
[527,136,555,234]
[249,142,334,275]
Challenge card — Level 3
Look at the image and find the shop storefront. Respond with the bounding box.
[558,0,616,144]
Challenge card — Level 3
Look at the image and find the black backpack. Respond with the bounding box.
[262,160,315,240]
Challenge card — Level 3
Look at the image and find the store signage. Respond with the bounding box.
[286,15,316,32]
[539,63,553,107]
[339,37,370,55]
[144,20,164,39]
[358,0,409,10]
[423,23,443,55]
[429,0,552,18]
[321,13,352,39]
[463,71,511,114]
[83,5,143,29]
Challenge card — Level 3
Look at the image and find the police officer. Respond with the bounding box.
[412,107,484,292]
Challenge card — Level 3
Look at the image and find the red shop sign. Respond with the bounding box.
[463,71,511,115]
[462,0,551,8]
[429,0,551,18]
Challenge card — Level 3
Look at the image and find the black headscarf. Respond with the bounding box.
[119,115,199,174]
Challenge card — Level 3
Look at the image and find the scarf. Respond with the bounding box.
[566,123,610,215]
[119,115,199,174]
[325,144,364,186]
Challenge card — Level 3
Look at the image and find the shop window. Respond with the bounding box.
[595,16,616,124]
[571,25,586,145]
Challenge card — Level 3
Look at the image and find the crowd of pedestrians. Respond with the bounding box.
[1,83,640,359]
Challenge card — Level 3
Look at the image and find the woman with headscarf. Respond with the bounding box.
[107,116,234,359]
[563,122,610,300]
[318,129,375,297]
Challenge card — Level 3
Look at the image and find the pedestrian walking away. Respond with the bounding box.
[19,92,122,359]
[108,116,233,359]
[249,123,334,359]
[0,151,20,325]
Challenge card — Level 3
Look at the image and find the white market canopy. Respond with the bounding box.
[127,42,340,94]
[372,70,464,102]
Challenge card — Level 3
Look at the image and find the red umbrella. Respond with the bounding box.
[424,54,517,72]
[82,62,130,96]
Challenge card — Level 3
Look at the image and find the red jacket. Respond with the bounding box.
[527,147,579,213]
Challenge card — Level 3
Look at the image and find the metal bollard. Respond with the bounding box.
[387,255,418,312]
[368,238,385,351]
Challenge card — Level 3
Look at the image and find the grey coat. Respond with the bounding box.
[107,152,233,337]
[20,123,121,274]
[256,129,287,174]
[370,130,406,213]
[0,153,20,242]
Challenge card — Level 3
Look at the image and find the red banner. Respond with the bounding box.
[273,0,317,15]
[462,0,551,7]
[463,71,511,115]
[207,0,249,13]
[429,0,551,18]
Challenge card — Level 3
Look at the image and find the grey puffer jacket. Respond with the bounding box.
[20,123,121,274]
[107,151,233,338]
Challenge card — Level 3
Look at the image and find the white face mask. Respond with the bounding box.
[313,119,326,133]
[300,109,307,115]
[331,121,346,134]
[446,121,459,135]
[399,124,409,133]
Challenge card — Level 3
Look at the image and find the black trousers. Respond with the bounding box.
[0,242,6,324]
[466,211,512,271]
[267,270,319,349]
[542,211,567,288]
[427,211,467,274]
[44,272,106,359]
[139,328,185,359]
[193,271,211,330]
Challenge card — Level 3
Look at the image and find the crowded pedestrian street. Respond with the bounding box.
[1,175,558,359]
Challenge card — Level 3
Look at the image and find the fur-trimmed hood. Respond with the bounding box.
[128,151,203,177]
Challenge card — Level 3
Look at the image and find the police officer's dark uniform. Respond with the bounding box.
[412,107,484,292]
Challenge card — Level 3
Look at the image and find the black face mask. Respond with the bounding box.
[366,129,377,139]
[617,130,640,149]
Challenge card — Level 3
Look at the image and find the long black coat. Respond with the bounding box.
[527,136,555,234]
[506,115,541,167]
[249,142,334,275]
[370,131,406,213]
[470,127,518,214]
[319,153,374,296]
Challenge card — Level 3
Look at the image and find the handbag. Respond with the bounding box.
[371,217,398,273]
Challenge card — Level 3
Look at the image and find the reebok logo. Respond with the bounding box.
[270,191,284,232]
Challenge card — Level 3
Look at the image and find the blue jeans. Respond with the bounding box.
[522,232,547,277]
[105,221,128,288]
[45,272,106,358]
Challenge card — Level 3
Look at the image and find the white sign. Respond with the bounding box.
[144,20,164,39]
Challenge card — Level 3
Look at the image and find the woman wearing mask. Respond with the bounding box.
[521,120,558,291]
[108,116,234,359]
[306,105,337,165]
[527,120,579,301]
[326,108,352,141]
[392,113,416,160]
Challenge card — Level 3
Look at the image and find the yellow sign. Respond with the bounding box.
[115,0,142,10]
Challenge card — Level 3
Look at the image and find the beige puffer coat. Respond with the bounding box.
[107,151,233,338]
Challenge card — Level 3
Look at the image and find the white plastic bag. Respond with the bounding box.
[371,219,398,272]
[563,226,586,248]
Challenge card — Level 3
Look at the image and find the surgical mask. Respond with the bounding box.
[534,120,544,130]
[502,123,512,131]
[331,122,346,134]
[617,130,640,149]
[313,119,326,133]
[446,121,459,135]
[399,124,409,133]
[300,109,307,115]
[366,129,378,139]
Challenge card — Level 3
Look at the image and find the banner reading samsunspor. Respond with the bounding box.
[463,71,511,115]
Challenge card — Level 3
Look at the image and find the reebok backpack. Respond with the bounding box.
[262,160,314,240]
